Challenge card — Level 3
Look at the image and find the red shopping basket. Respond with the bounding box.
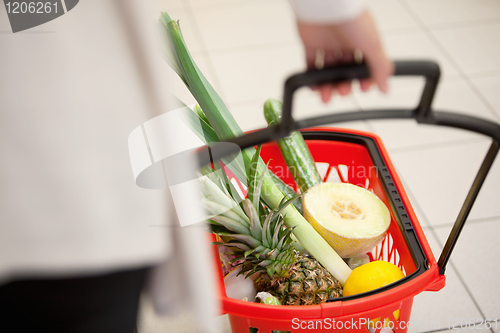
[197,61,500,333]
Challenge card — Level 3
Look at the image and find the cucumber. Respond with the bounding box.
[263,98,322,193]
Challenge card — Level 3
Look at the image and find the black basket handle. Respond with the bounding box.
[198,60,500,275]
[280,60,440,134]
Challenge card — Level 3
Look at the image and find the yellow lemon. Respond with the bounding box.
[344,261,404,326]
[343,260,404,296]
[303,183,390,258]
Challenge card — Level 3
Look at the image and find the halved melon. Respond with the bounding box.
[302,182,390,258]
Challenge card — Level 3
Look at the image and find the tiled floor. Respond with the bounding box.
[143,0,500,331]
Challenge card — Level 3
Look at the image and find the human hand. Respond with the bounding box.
[297,10,393,103]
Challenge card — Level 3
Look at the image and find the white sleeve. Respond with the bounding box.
[289,0,367,23]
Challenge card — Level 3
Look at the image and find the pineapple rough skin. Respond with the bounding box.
[256,254,342,305]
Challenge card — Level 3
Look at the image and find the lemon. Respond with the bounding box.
[343,260,404,296]
[344,261,404,326]
[303,183,390,258]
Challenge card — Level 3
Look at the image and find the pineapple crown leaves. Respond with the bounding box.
[200,164,303,280]
[247,145,265,216]
[199,174,249,226]
[234,195,303,279]
[242,199,262,240]
[211,158,245,206]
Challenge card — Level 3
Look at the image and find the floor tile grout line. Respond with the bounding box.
[182,0,229,102]
[394,172,435,230]
[380,27,426,37]
[451,261,492,333]
[467,69,500,80]
[427,223,491,329]
[432,39,500,123]
[194,26,424,56]
[462,78,500,123]
[186,0,282,12]
[394,148,491,330]
[397,0,500,123]
[228,97,357,113]
[228,89,394,109]
[205,39,301,55]
[425,17,500,32]
[349,94,377,133]
[387,137,489,155]
[183,0,303,56]
[429,215,500,230]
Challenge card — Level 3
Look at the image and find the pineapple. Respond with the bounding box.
[200,165,342,305]
[256,254,343,305]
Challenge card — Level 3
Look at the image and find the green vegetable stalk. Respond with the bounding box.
[160,13,351,285]
[264,98,322,193]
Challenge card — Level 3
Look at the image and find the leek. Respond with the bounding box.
[160,13,351,285]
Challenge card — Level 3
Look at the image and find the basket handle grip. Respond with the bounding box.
[279,60,440,135]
